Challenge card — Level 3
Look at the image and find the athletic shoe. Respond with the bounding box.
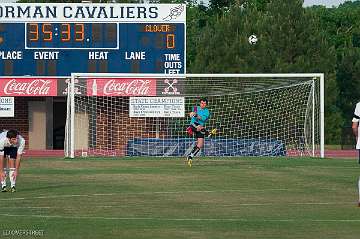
[1,186,7,192]
[10,187,16,193]
[187,158,192,167]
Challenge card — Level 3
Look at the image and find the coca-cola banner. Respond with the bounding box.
[0,77,184,97]
[0,78,58,96]
[87,78,157,96]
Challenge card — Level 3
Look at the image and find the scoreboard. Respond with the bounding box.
[0,3,186,76]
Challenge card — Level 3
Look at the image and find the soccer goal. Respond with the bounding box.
[64,73,324,158]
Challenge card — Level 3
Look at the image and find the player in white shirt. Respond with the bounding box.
[352,102,360,163]
[0,129,25,192]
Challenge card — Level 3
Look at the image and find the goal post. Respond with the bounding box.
[65,73,324,158]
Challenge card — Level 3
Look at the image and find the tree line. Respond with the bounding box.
[189,0,360,145]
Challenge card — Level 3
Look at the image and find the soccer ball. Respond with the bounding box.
[248,34,258,45]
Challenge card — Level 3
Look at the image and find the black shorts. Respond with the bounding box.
[3,147,17,159]
[188,125,206,139]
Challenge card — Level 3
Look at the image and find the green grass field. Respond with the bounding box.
[1,157,360,239]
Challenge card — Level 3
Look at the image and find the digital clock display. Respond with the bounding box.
[26,23,118,49]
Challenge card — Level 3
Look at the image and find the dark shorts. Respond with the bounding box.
[3,147,17,159]
[188,124,206,139]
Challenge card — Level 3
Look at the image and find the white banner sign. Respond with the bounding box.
[0,3,186,23]
[0,97,14,117]
[130,97,184,118]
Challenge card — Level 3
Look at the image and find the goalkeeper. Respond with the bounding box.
[186,98,216,166]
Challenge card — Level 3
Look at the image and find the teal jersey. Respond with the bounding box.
[190,106,210,126]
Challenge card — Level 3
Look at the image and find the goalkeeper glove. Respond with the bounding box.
[186,126,194,136]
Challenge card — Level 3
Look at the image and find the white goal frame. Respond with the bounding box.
[65,73,324,158]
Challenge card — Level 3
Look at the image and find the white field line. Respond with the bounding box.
[1,201,356,209]
[3,207,52,209]
[292,166,360,169]
[1,213,360,222]
[0,202,349,211]
[9,202,360,208]
[1,203,354,211]
[0,187,349,201]
[95,201,356,207]
[0,188,292,201]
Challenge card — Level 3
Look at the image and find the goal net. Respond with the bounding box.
[64,73,324,158]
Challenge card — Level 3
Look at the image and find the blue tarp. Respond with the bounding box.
[126,138,286,156]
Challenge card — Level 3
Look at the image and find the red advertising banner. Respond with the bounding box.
[0,78,58,96]
[0,77,183,97]
[87,78,157,96]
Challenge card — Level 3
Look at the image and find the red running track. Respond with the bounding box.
[21,149,359,159]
